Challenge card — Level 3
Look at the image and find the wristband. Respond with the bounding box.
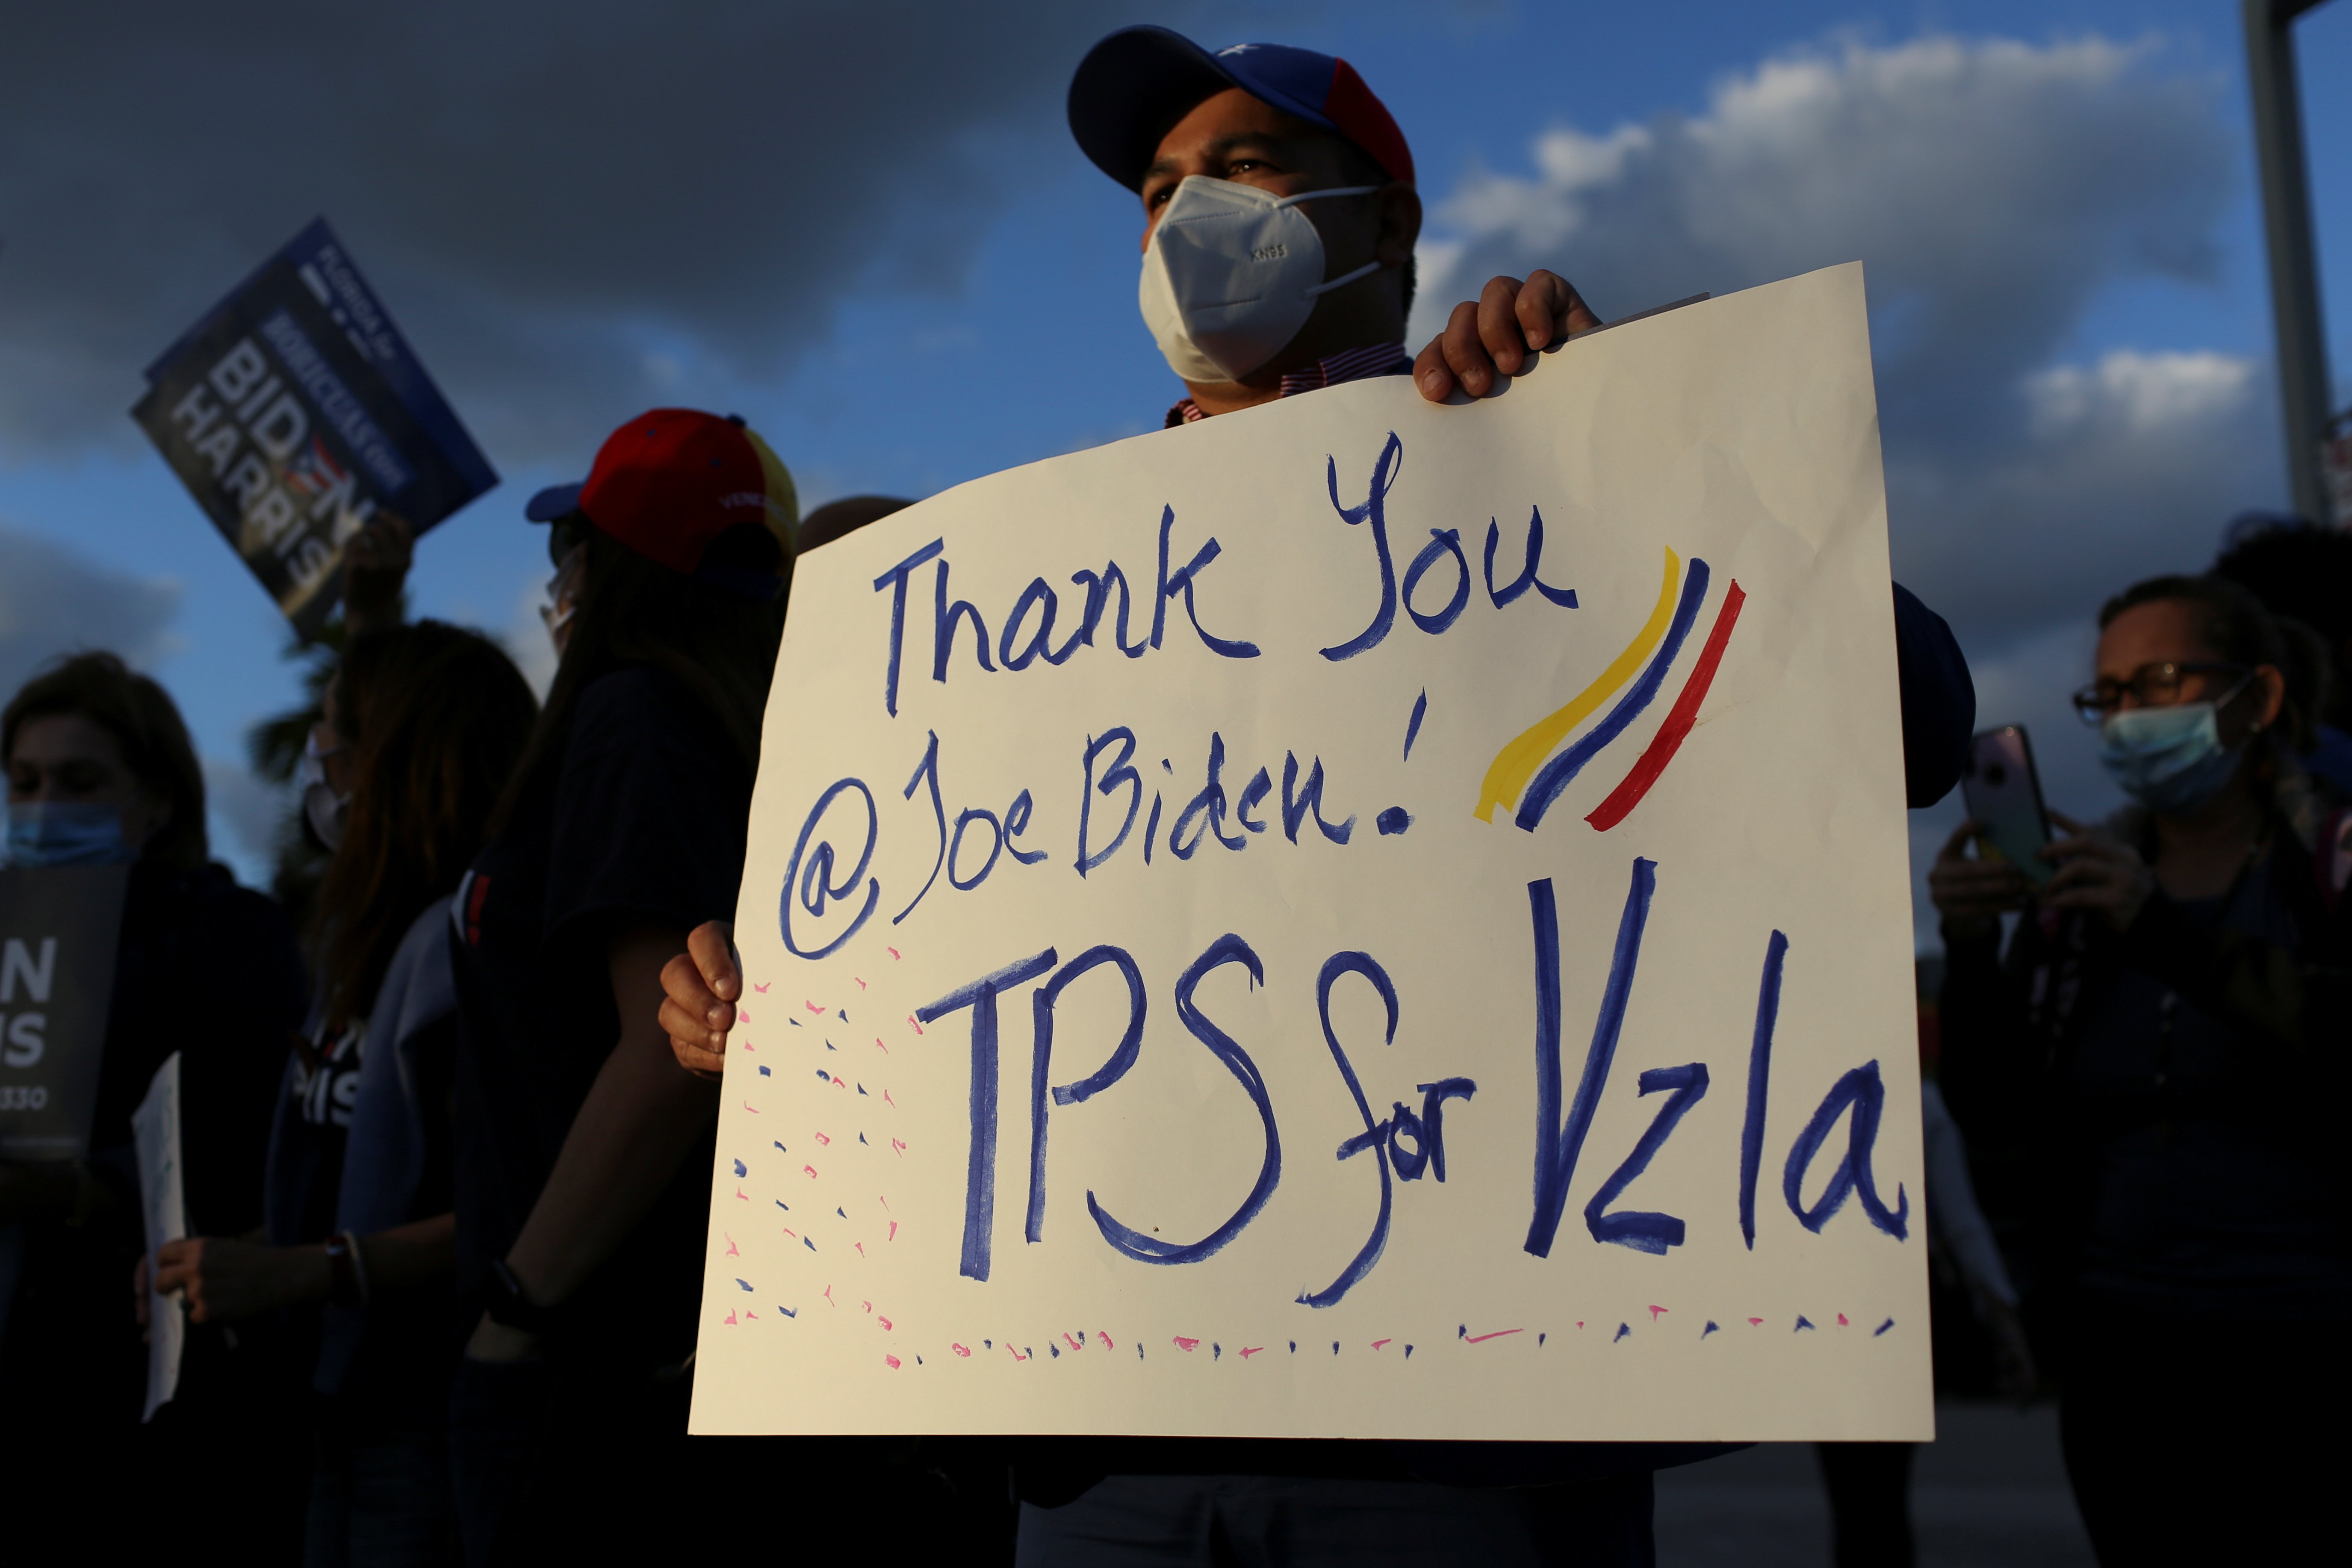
[483,1258,561,1335]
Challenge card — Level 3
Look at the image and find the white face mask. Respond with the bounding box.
[296,728,349,853]
[1139,176,1384,384]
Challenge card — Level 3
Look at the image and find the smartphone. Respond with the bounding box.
[1960,726,2052,888]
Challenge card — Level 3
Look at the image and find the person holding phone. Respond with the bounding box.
[1930,574,2352,1566]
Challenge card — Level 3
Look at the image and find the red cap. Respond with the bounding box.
[542,409,798,592]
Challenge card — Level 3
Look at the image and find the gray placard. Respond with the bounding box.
[0,865,129,1160]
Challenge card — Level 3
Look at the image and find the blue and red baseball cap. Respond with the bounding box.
[526,409,797,599]
[1068,27,1414,193]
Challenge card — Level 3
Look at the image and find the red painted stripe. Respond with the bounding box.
[1586,582,1747,832]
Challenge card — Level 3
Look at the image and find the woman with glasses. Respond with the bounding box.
[1931,574,2351,1565]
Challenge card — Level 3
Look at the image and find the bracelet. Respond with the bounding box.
[325,1232,369,1308]
[483,1258,560,1336]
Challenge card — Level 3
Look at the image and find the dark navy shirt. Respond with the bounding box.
[451,664,752,1363]
[2067,856,2352,1319]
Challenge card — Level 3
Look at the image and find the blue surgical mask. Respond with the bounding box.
[4,801,135,868]
[2096,696,2246,815]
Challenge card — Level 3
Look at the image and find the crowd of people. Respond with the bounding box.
[0,23,2341,1568]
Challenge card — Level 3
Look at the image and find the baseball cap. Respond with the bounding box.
[525,409,798,599]
[1068,27,1414,193]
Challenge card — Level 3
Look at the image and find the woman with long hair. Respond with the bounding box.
[1,651,309,1556]
[156,616,536,1562]
[1933,574,2352,1564]
[443,410,794,1563]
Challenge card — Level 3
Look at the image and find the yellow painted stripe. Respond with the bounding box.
[1475,547,1682,822]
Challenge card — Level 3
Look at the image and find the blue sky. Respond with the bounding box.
[3,1,2348,945]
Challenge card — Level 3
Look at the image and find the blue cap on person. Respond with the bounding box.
[525,409,797,599]
[1068,27,1415,192]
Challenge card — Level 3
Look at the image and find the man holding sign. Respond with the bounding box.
[660,27,1972,1564]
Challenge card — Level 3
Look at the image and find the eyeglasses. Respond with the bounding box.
[2071,661,2249,725]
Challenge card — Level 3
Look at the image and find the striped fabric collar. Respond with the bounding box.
[1165,341,1412,427]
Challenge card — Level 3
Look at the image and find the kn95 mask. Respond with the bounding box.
[1139,176,1383,384]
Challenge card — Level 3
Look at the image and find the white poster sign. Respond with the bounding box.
[133,1051,185,1422]
[692,263,1930,1442]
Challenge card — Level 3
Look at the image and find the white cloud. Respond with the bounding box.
[2024,348,2256,440]
[0,522,182,701]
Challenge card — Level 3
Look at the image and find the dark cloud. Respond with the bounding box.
[0,1,1267,463]
[0,522,181,700]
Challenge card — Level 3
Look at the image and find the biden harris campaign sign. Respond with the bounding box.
[691,264,1931,1443]
[133,219,496,639]
[0,865,128,1160]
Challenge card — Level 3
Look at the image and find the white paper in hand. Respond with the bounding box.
[131,1050,184,1422]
